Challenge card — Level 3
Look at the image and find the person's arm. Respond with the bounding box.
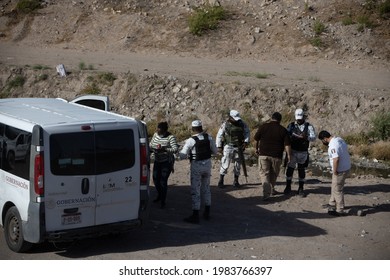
[209,135,218,155]
[285,145,292,162]
[307,124,316,142]
[216,122,226,152]
[332,157,339,175]
[178,138,193,160]
[167,134,179,153]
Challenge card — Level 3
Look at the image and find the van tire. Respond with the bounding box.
[4,206,33,253]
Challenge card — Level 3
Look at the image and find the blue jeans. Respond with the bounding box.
[152,161,173,204]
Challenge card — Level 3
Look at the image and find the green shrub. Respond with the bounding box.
[371,141,390,160]
[369,110,390,141]
[188,5,227,36]
[310,37,323,48]
[78,62,94,70]
[16,0,41,14]
[356,15,374,31]
[342,17,354,26]
[313,20,326,35]
[98,72,116,86]
[378,0,390,17]
[343,132,370,145]
[8,75,26,89]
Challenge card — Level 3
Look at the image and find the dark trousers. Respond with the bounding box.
[152,161,173,204]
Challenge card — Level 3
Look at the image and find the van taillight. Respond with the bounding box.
[140,143,148,185]
[34,154,44,195]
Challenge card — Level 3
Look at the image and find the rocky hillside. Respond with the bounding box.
[0,0,389,140]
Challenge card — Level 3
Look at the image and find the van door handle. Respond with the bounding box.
[81,178,89,194]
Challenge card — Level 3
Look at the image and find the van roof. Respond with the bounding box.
[0,98,134,130]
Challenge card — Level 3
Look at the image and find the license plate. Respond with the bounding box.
[62,213,81,225]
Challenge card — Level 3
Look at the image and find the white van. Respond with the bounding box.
[0,97,150,252]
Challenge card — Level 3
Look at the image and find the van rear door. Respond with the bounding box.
[93,122,140,224]
[44,122,140,232]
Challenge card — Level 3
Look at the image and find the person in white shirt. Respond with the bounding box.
[179,120,218,224]
[318,130,351,216]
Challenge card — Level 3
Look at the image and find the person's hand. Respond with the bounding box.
[218,147,223,154]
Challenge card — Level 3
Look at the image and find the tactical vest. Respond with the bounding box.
[224,121,244,146]
[190,133,212,161]
[288,122,310,151]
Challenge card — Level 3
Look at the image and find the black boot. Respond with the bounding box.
[184,210,200,224]
[298,181,305,197]
[233,175,241,188]
[203,205,210,220]
[284,179,292,195]
[218,174,225,188]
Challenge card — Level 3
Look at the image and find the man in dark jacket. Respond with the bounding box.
[254,112,291,201]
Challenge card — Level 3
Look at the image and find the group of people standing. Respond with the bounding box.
[149,108,351,224]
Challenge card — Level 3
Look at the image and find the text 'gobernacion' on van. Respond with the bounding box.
[0,97,150,252]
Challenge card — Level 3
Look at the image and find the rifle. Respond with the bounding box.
[237,145,248,183]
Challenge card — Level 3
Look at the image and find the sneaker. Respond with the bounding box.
[218,181,225,189]
[283,187,291,195]
[233,181,241,188]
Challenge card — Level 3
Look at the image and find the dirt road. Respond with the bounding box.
[1,42,389,92]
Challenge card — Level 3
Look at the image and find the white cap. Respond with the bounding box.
[230,110,241,121]
[191,120,202,127]
[295,108,304,120]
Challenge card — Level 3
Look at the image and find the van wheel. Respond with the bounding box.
[4,206,33,253]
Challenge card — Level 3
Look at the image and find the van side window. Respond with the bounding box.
[50,129,135,176]
[0,123,31,180]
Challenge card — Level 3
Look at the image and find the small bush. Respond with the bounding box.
[370,110,390,141]
[79,62,95,70]
[98,72,116,86]
[356,15,374,31]
[344,132,370,146]
[310,37,323,48]
[342,17,354,25]
[379,0,390,17]
[371,141,390,161]
[8,75,26,89]
[313,20,326,35]
[16,0,41,14]
[188,5,227,36]
[350,144,372,158]
[36,73,48,82]
[80,82,101,95]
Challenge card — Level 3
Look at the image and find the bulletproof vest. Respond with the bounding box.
[288,122,310,151]
[224,121,244,145]
[190,133,212,161]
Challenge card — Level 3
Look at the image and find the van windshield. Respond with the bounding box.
[50,129,135,175]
